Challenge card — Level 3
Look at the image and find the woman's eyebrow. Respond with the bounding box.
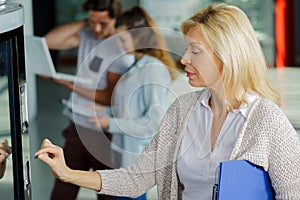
[188,41,205,48]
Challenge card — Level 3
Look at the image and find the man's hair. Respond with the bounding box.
[82,0,122,18]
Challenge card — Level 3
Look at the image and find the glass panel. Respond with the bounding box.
[0,39,15,199]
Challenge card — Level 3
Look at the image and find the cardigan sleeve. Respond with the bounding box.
[231,99,300,200]
[97,139,158,198]
[267,108,300,199]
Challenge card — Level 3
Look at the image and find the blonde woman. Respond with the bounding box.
[35,3,300,199]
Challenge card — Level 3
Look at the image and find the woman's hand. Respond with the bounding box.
[35,139,103,191]
[89,115,110,129]
[86,104,104,112]
[0,139,12,179]
[34,139,71,182]
[0,139,11,163]
[87,104,110,129]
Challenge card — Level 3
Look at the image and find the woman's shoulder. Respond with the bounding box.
[254,97,283,116]
[169,90,204,110]
[176,90,203,101]
[143,54,163,63]
[248,97,294,131]
[138,55,170,79]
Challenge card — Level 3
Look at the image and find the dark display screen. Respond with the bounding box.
[0,25,31,200]
[0,34,15,199]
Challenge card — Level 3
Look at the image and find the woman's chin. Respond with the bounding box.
[188,79,206,88]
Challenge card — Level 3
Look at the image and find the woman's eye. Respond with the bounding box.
[185,47,201,54]
[191,47,201,54]
[191,49,200,54]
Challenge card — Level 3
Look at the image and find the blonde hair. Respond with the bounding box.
[181,3,281,107]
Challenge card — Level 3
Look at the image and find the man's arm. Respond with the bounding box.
[45,20,87,50]
[72,72,122,106]
[95,72,121,105]
[50,72,121,106]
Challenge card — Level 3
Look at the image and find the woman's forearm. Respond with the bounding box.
[63,169,102,191]
[34,139,102,191]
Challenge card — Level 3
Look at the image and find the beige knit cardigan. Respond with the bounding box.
[99,91,300,199]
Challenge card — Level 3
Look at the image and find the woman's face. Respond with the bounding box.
[116,25,135,54]
[181,26,223,88]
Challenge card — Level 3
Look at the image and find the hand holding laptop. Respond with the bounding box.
[88,115,110,129]
[85,104,110,128]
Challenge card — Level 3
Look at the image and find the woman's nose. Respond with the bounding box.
[180,53,190,66]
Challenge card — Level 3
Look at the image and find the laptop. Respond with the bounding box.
[25,36,92,85]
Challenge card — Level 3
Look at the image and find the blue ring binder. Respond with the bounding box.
[213,160,275,200]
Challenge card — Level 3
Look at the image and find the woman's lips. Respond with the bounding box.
[186,71,196,78]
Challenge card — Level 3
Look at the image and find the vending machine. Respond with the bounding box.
[0,1,31,199]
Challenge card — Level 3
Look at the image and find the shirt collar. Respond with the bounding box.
[199,88,259,118]
[235,93,259,118]
[134,55,148,68]
[126,55,147,74]
[199,88,211,108]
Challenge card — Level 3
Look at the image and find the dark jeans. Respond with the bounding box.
[50,122,114,200]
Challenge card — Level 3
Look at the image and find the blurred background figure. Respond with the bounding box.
[41,0,134,199]
[89,6,178,200]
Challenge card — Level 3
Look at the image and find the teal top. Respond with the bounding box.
[105,55,171,167]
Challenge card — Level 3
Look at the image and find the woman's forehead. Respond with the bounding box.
[185,26,207,46]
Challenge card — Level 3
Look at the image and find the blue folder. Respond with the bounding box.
[213,160,275,200]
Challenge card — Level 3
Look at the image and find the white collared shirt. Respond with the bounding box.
[177,88,259,200]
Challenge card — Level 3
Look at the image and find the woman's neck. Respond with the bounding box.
[209,87,241,115]
[209,95,227,117]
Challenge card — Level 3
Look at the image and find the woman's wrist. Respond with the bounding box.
[62,169,102,191]
[60,166,73,183]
